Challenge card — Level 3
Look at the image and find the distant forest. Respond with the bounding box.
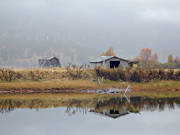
[0,38,100,68]
[135,48,180,69]
[0,37,180,68]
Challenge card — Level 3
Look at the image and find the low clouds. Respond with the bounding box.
[0,0,180,62]
[139,9,180,24]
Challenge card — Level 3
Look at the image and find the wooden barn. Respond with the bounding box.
[38,57,61,68]
[90,56,137,68]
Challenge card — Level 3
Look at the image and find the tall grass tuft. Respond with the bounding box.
[0,69,17,82]
[66,65,91,80]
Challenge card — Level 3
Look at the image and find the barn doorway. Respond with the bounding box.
[110,109,119,114]
[110,61,120,68]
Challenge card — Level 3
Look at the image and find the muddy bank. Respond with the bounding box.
[0,89,77,94]
[0,88,112,94]
[0,87,180,96]
[0,88,129,94]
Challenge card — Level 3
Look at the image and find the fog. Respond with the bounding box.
[0,0,180,66]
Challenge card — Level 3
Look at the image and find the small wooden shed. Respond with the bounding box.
[38,57,61,68]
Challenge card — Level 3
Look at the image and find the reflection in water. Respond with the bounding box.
[0,99,14,113]
[65,97,180,118]
[1,96,180,118]
[65,99,89,116]
[1,96,180,135]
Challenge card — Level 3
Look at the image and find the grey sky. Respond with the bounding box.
[0,0,180,63]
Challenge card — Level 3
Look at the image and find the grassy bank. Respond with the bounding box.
[0,80,180,97]
[1,79,180,91]
[0,68,180,97]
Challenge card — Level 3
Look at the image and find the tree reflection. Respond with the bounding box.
[0,96,180,117]
[65,97,180,118]
[0,99,14,113]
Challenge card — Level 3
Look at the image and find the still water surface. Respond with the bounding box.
[0,97,180,135]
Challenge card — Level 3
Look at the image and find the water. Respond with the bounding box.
[0,97,180,135]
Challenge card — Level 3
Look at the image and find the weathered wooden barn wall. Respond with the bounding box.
[91,58,129,68]
[89,56,137,69]
[105,58,129,68]
[39,57,61,68]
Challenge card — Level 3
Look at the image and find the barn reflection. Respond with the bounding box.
[65,97,180,118]
[0,96,180,118]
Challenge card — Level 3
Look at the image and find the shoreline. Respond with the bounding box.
[0,80,180,97]
[0,89,77,94]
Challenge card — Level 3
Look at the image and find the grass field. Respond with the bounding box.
[13,68,67,73]
[0,68,180,98]
[0,79,180,98]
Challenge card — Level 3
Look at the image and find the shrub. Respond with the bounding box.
[95,67,180,82]
[0,69,17,82]
[66,66,91,80]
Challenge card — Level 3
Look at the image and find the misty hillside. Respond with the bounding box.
[0,0,180,67]
[0,36,102,67]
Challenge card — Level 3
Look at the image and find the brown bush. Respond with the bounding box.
[0,69,17,81]
[66,66,91,80]
[95,67,180,82]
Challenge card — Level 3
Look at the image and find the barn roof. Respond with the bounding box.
[47,56,59,60]
[89,56,130,63]
[41,56,59,60]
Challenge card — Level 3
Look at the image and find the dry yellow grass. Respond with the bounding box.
[13,67,67,73]
[0,68,180,98]
[0,80,99,90]
[0,79,180,98]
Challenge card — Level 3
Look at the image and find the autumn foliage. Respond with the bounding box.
[101,46,115,56]
[136,48,158,63]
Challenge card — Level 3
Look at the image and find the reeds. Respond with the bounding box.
[95,67,180,82]
[0,68,92,81]
[0,69,17,82]
[66,66,92,80]
[0,67,180,83]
